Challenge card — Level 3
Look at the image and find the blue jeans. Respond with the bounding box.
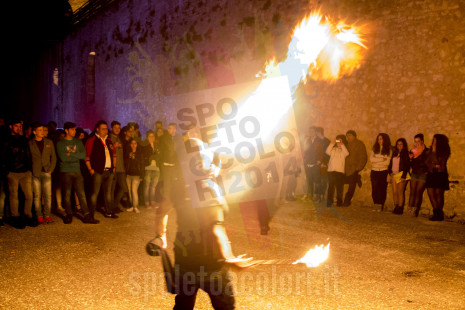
[126,175,141,207]
[61,172,90,215]
[33,172,52,217]
[112,172,129,208]
[143,169,160,205]
[89,171,114,214]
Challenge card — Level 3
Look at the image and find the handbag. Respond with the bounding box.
[393,171,411,183]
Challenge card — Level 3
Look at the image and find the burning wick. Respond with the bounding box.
[293,243,330,267]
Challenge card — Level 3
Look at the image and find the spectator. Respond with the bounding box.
[155,120,168,136]
[23,123,33,139]
[369,133,392,212]
[125,139,145,213]
[85,120,118,219]
[2,118,34,228]
[57,122,99,224]
[47,121,58,142]
[143,130,160,209]
[110,121,129,213]
[302,126,324,202]
[0,119,8,226]
[326,135,349,207]
[29,123,57,224]
[122,125,134,158]
[52,128,66,214]
[343,130,367,207]
[76,127,89,142]
[316,127,330,201]
[407,133,429,217]
[425,134,451,221]
[127,121,142,144]
[43,125,49,139]
[388,138,411,215]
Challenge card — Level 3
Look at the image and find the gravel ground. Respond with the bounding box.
[1,200,464,310]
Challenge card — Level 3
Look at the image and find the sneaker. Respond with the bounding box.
[45,216,54,224]
[126,207,134,212]
[38,216,44,224]
[134,207,140,213]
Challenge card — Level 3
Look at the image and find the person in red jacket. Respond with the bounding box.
[85,120,118,219]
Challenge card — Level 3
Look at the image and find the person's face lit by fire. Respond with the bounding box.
[126,127,134,139]
[414,137,424,148]
[396,141,404,152]
[65,127,76,139]
[43,126,49,138]
[130,139,138,152]
[96,124,108,138]
[112,124,121,136]
[156,128,164,137]
[167,125,176,136]
[33,126,45,140]
[147,132,155,144]
[10,123,22,135]
[346,133,355,143]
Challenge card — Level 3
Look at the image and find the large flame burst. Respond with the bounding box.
[264,11,367,88]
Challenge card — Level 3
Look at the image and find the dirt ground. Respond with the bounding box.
[1,199,464,309]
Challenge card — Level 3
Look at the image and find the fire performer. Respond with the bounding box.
[147,125,253,310]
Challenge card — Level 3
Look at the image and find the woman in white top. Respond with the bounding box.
[326,135,349,207]
[369,133,392,212]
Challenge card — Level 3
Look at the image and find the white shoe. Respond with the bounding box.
[126,207,134,212]
[134,207,140,213]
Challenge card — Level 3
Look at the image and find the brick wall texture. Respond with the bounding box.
[47,0,465,221]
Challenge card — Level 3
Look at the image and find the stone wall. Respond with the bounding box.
[53,0,464,221]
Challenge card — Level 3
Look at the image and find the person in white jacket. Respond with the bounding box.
[326,135,349,207]
[369,133,392,212]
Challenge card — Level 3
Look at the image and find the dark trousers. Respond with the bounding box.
[343,171,359,205]
[111,172,128,208]
[370,170,388,206]
[89,171,114,214]
[173,275,234,310]
[327,171,344,206]
[173,231,234,310]
[60,172,90,216]
[305,164,320,197]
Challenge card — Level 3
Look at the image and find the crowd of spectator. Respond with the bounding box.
[0,116,174,229]
[301,127,451,221]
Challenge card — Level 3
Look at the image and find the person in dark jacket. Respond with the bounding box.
[29,123,57,224]
[142,130,160,208]
[125,138,145,213]
[85,120,118,219]
[2,118,34,228]
[407,133,429,217]
[343,130,367,206]
[425,134,451,221]
[388,138,410,215]
[302,126,325,202]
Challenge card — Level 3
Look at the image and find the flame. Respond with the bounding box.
[263,10,367,87]
[293,243,330,267]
